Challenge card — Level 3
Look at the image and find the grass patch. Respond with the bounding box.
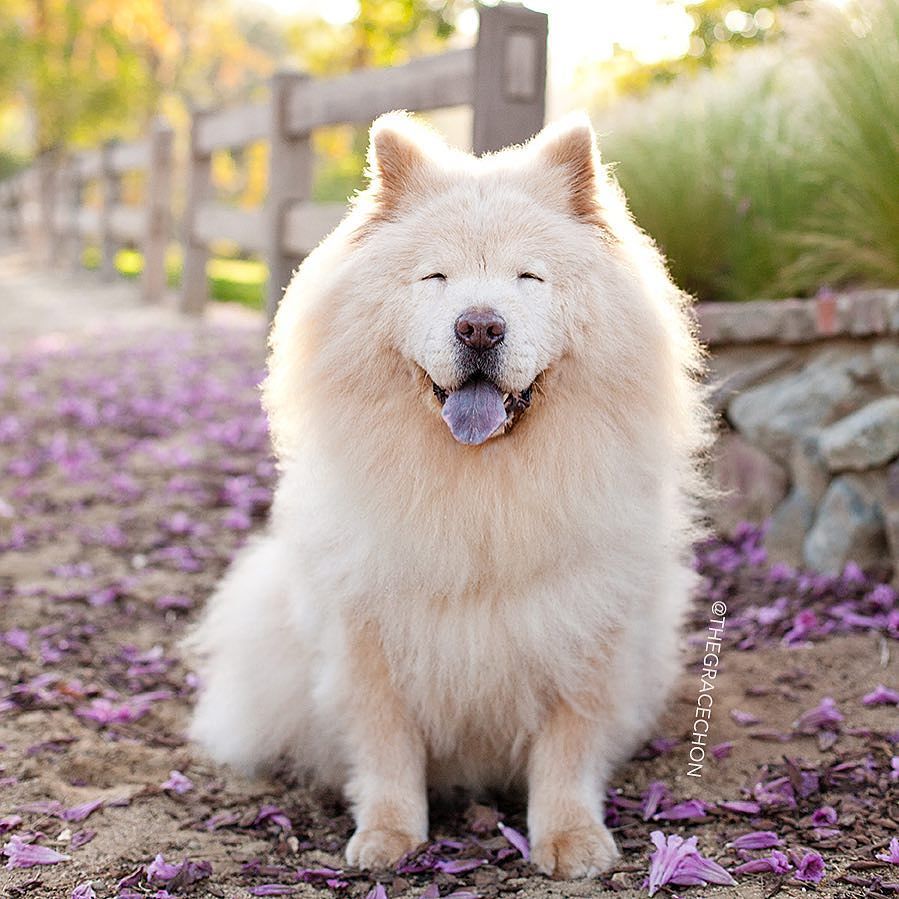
[81,246,266,310]
[778,0,899,293]
[207,258,266,309]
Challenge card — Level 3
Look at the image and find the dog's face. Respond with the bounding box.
[354,113,609,446]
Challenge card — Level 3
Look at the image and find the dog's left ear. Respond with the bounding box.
[367,112,443,209]
[530,113,603,227]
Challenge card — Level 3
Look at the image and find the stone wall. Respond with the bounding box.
[699,289,899,580]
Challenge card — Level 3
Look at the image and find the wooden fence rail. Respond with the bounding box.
[0,2,547,323]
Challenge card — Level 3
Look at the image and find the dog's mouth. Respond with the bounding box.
[431,376,534,446]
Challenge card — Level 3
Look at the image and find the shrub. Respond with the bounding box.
[595,0,898,302]
[779,0,899,293]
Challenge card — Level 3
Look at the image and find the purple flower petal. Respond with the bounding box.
[71,883,97,899]
[710,741,733,760]
[147,854,181,881]
[3,835,70,868]
[155,594,193,611]
[810,806,838,827]
[0,815,22,834]
[74,697,149,725]
[161,770,194,794]
[794,697,844,733]
[795,850,825,883]
[203,810,241,830]
[642,781,670,820]
[69,829,96,850]
[647,831,735,896]
[862,684,899,706]
[497,822,530,861]
[365,886,388,899]
[147,854,212,885]
[254,805,291,832]
[434,858,486,874]
[62,799,104,822]
[784,609,819,644]
[653,800,709,821]
[876,838,899,864]
[2,628,29,653]
[648,737,679,755]
[296,867,343,882]
[718,800,762,815]
[731,831,781,850]
[730,709,761,726]
[733,850,792,876]
[249,887,296,896]
[867,584,897,610]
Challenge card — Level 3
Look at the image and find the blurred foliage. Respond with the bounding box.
[0,0,465,155]
[600,57,818,301]
[780,0,899,291]
[289,0,468,204]
[600,0,899,301]
[0,0,275,153]
[2,0,896,305]
[0,149,27,179]
[583,0,808,103]
[287,0,466,75]
[83,245,267,308]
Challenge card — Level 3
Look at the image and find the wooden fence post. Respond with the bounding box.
[60,157,81,270]
[471,3,548,155]
[142,119,174,304]
[15,174,24,242]
[0,178,13,241]
[181,110,212,315]
[22,167,39,257]
[265,70,311,325]
[99,141,120,280]
[31,151,59,262]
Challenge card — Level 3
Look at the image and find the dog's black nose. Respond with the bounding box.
[455,308,506,351]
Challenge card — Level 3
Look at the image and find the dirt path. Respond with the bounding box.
[1,248,897,899]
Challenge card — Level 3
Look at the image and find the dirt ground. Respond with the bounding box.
[1,247,897,899]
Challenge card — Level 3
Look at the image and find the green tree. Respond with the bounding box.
[286,0,467,77]
[0,0,276,154]
[582,0,809,102]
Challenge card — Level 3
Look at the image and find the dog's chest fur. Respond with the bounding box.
[364,573,615,783]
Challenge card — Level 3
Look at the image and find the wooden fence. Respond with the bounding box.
[0,2,547,322]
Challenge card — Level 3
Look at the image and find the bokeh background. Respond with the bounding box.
[2,0,895,307]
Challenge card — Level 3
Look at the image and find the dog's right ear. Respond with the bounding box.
[367,112,443,209]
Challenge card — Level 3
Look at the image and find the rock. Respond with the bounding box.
[697,299,816,346]
[765,489,817,566]
[872,341,899,392]
[818,396,899,472]
[710,432,788,534]
[728,348,874,462]
[803,474,888,573]
[707,349,793,412]
[885,462,899,587]
[790,433,830,504]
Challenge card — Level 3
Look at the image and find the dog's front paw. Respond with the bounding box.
[532,823,620,879]
[346,827,422,870]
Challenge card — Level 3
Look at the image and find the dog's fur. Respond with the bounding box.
[188,112,711,878]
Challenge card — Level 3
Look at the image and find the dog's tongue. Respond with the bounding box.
[441,378,507,445]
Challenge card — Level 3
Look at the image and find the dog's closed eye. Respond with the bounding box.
[518,272,544,282]
[422,273,447,281]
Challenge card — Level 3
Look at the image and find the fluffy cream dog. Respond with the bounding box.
[189,111,710,879]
